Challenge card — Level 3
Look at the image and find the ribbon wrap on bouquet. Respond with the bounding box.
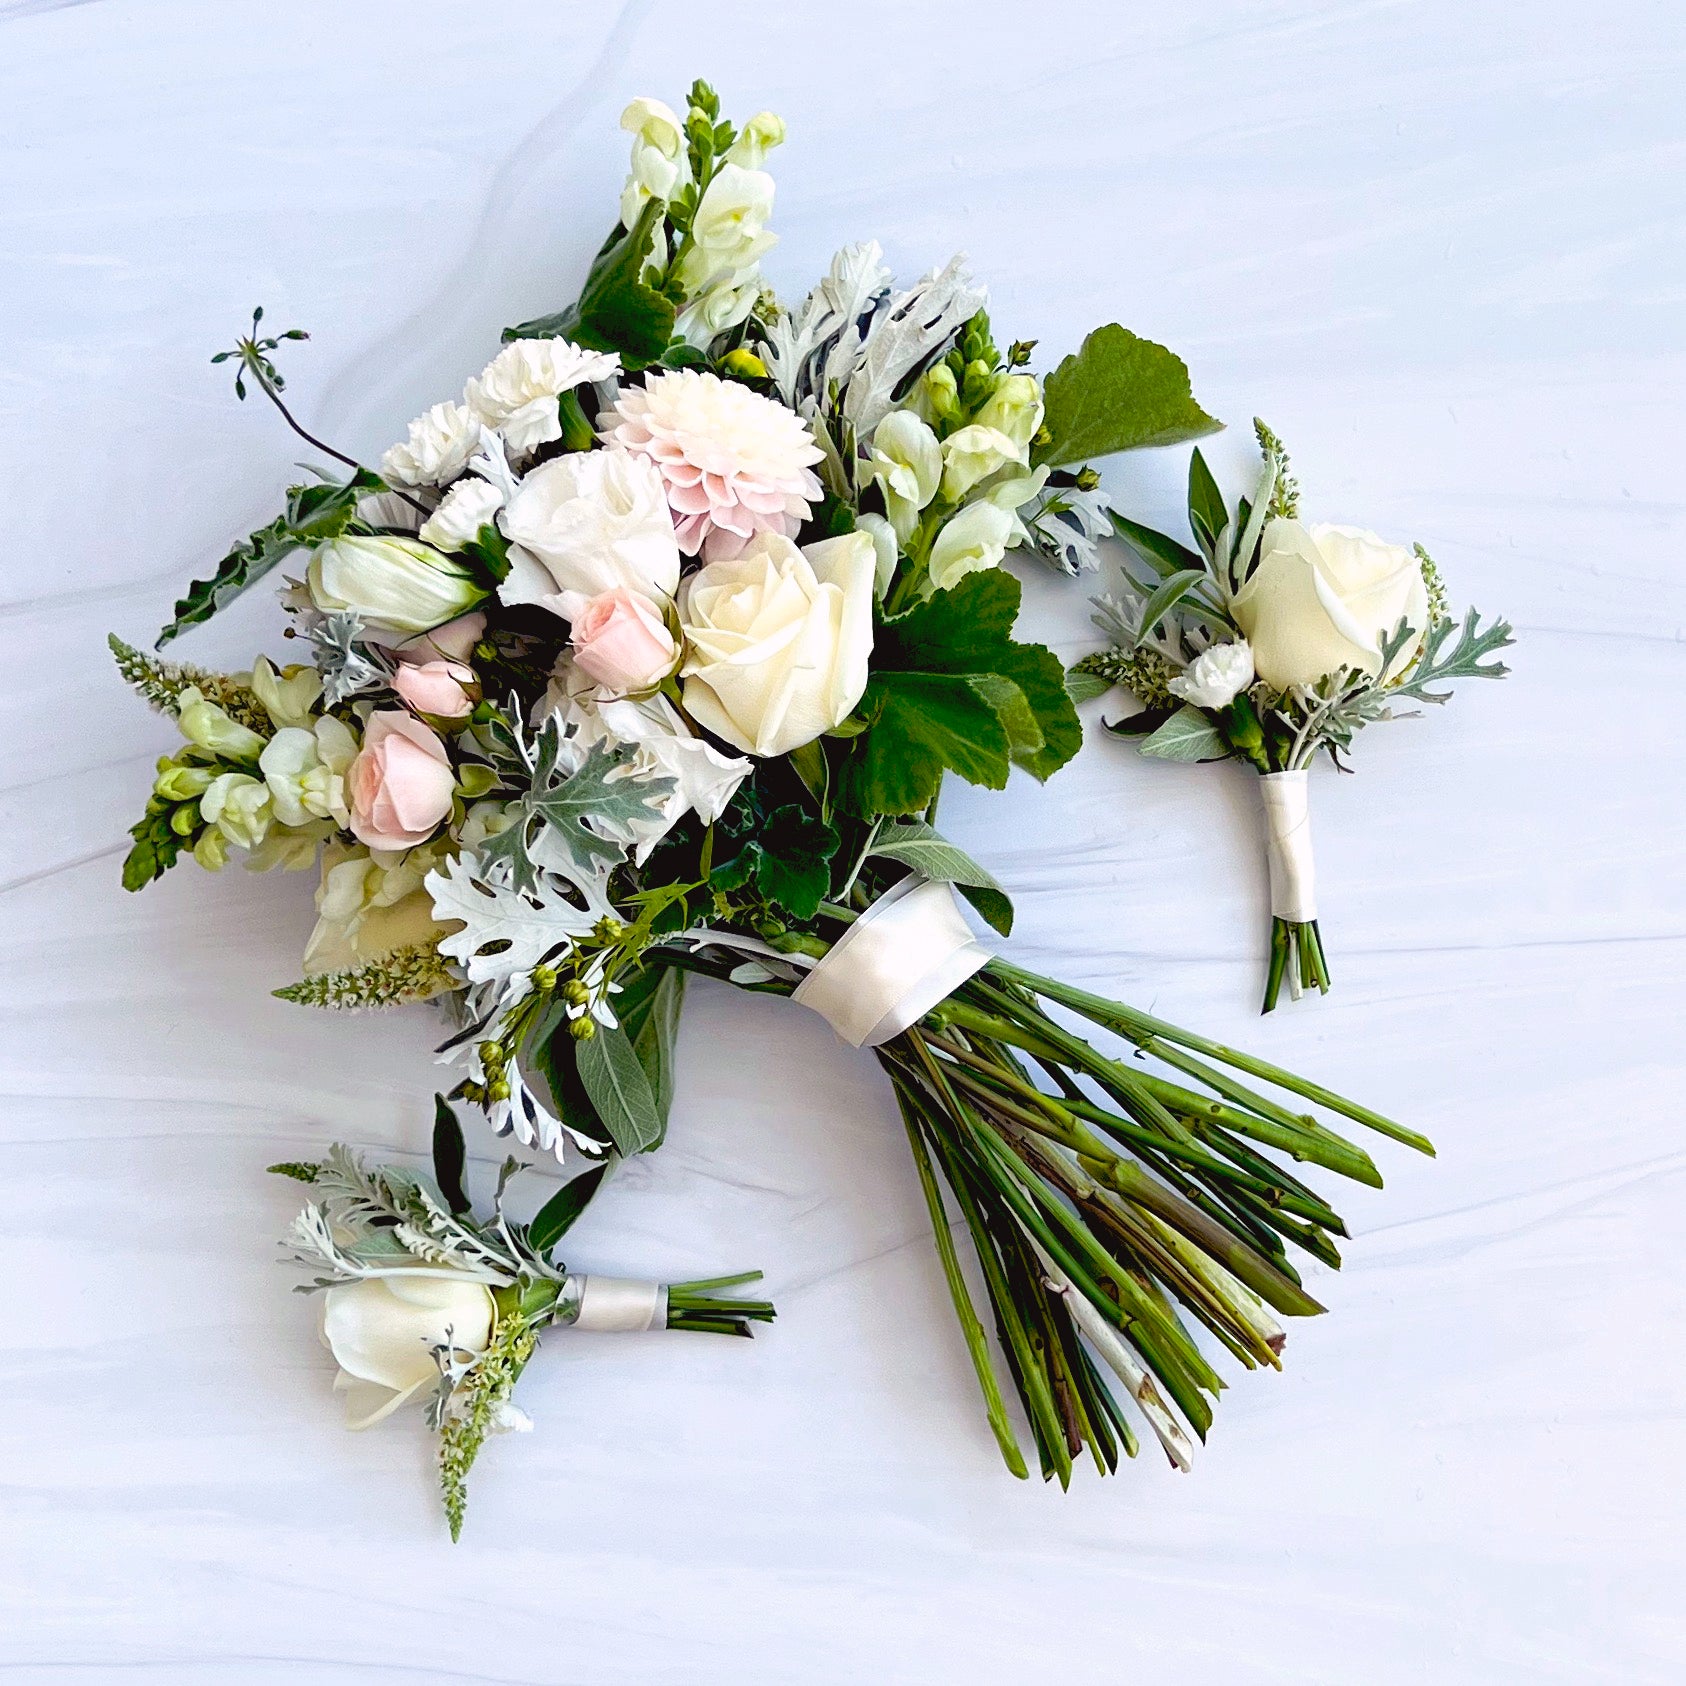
[556,1274,668,1332]
[1258,769,1318,923]
[791,877,992,1048]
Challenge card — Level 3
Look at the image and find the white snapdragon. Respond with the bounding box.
[619,96,691,229]
[856,512,900,599]
[940,423,1023,502]
[1169,641,1256,710]
[927,500,1016,592]
[380,401,481,487]
[725,110,786,169]
[868,411,943,541]
[972,374,1044,457]
[177,686,265,762]
[259,714,359,829]
[249,658,324,730]
[199,771,273,852]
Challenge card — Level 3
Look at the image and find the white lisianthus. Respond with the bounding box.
[1169,641,1256,710]
[418,477,504,553]
[307,535,486,638]
[679,530,876,757]
[856,512,900,599]
[379,401,481,488]
[500,448,681,609]
[320,1274,495,1430]
[199,771,273,851]
[259,714,359,828]
[302,841,450,974]
[725,110,786,169]
[177,686,266,762]
[940,424,1023,502]
[464,339,622,454]
[249,658,323,730]
[973,374,1044,457]
[927,499,1016,592]
[1232,520,1430,691]
[868,411,943,541]
[619,96,690,228]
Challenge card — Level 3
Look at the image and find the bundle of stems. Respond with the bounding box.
[1265,915,1333,1014]
[668,925,1429,1482]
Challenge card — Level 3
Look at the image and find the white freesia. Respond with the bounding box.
[307,535,486,637]
[868,410,942,541]
[380,400,481,487]
[259,715,359,828]
[940,423,1023,502]
[499,449,681,609]
[927,499,1016,591]
[725,110,786,169]
[464,338,622,453]
[543,663,752,862]
[1232,520,1430,691]
[419,477,504,553]
[679,530,876,757]
[1169,641,1256,710]
[619,96,690,228]
[320,1274,495,1430]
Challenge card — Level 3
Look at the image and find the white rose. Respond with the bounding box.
[927,499,1015,592]
[464,338,622,454]
[940,424,1023,502]
[1233,520,1430,691]
[418,477,504,553]
[379,401,481,487]
[307,535,487,637]
[259,715,359,828]
[868,411,942,541]
[1168,640,1256,710]
[499,449,681,610]
[679,530,876,757]
[320,1274,495,1430]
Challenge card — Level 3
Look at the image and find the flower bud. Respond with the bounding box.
[178,687,266,763]
[307,535,487,639]
[725,110,786,169]
[154,762,215,802]
[568,1016,597,1041]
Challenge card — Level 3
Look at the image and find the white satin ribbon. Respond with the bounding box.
[1259,770,1317,922]
[790,877,991,1049]
[561,1275,668,1332]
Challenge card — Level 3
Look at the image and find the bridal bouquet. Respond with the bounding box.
[115,82,1433,1504]
[274,1103,772,1537]
[1076,422,1513,1010]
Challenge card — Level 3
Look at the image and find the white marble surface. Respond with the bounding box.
[3,1,1683,1680]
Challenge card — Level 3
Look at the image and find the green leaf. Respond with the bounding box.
[851,571,1081,815]
[1107,512,1203,582]
[528,1162,609,1256]
[869,819,1015,937]
[624,966,684,1125]
[1065,664,1114,705]
[1101,706,1174,738]
[503,200,677,370]
[1134,568,1209,645]
[1137,703,1231,763]
[1038,323,1221,467]
[432,1095,470,1215]
[1187,449,1227,554]
[575,1022,665,1156]
[751,806,841,921]
[157,467,384,647]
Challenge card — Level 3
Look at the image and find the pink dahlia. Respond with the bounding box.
[602,369,824,562]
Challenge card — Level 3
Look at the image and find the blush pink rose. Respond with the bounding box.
[391,658,476,721]
[347,711,456,850]
[569,587,677,696]
[393,610,486,665]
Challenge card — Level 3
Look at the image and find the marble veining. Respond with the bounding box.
[2,1,1682,1681]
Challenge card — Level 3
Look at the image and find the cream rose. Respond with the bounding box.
[678,530,876,757]
[1232,520,1430,692]
[500,449,681,610]
[320,1274,495,1430]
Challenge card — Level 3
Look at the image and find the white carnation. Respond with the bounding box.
[1169,640,1256,710]
[464,338,622,454]
[418,478,504,553]
[379,401,481,487]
